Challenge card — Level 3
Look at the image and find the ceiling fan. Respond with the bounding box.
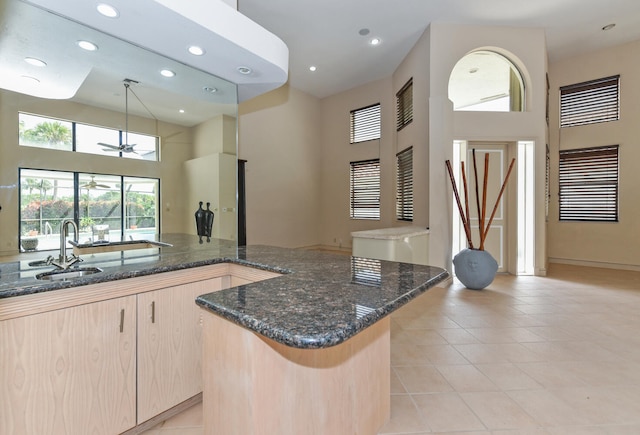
[98,79,138,154]
[81,176,111,190]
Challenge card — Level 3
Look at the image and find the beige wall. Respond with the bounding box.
[238,23,549,275]
[0,90,195,255]
[318,77,397,250]
[548,39,640,270]
[426,23,548,273]
[238,84,322,248]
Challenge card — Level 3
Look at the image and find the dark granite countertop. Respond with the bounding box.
[0,233,449,349]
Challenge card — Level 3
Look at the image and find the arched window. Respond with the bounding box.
[448,51,525,112]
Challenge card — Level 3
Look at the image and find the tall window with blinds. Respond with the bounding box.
[350,159,381,220]
[350,103,381,144]
[396,78,413,131]
[560,75,620,128]
[396,147,413,221]
[558,145,619,222]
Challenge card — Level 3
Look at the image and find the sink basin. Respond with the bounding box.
[36,267,103,281]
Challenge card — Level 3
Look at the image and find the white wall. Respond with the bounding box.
[238,84,322,248]
[548,39,640,270]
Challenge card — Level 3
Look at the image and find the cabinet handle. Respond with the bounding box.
[120,308,125,333]
[151,301,155,323]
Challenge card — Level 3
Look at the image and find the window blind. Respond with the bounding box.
[396,79,413,131]
[350,159,380,220]
[560,75,619,128]
[558,145,619,222]
[350,104,381,143]
[396,147,413,221]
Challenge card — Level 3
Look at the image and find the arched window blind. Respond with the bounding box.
[350,104,381,144]
[350,159,380,220]
[560,75,620,128]
[559,145,619,222]
[396,147,413,221]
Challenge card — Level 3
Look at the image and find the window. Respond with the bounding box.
[449,51,525,112]
[560,75,620,128]
[19,113,72,151]
[350,104,381,144]
[350,159,380,220]
[396,147,413,221]
[19,112,159,161]
[558,145,619,222]
[396,79,413,131]
[19,169,159,252]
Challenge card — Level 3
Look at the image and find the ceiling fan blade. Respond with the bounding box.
[99,142,122,151]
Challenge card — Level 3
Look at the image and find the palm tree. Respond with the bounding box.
[21,121,71,147]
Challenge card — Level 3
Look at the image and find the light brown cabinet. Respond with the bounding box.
[0,263,279,435]
[0,296,137,435]
[136,278,222,423]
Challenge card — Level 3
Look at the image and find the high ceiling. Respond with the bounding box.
[238,0,640,99]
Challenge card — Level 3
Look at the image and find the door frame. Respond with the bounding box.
[451,140,535,276]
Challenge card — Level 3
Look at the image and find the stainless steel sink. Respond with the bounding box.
[36,267,103,281]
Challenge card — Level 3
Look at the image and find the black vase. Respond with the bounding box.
[195,201,206,243]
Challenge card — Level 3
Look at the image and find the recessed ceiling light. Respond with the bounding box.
[602,23,616,31]
[160,69,176,78]
[203,86,218,93]
[24,57,47,67]
[97,3,119,18]
[179,109,185,113]
[188,46,205,56]
[309,66,317,72]
[370,38,381,46]
[237,66,252,75]
[358,28,370,36]
[77,40,98,51]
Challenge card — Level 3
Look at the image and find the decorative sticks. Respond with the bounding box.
[445,159,474,248]
[446,151,516,251]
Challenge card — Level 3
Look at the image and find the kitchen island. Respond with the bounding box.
[0,234,448,435]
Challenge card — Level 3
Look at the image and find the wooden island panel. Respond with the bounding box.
[202,313,390,435]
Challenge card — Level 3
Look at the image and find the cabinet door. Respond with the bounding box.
[136,277,222,423]
[0,296,137,435]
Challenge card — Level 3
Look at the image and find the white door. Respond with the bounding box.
[465,143,509,272]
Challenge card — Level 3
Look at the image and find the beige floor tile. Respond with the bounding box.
[466,327,546,343]
[460,391,538,430]
[507,389,592,426]
[437,327,482,344]
[421,343,471,364]
[551,387,640,426]
[516,362,589,389]
[475,363,542,391]
[454,343,544,364]
[390,368,407,394]
[413,392,486,432]
[377,394,430,434]
[394,365,453,393]
[521,341,622,362]
[436,364,498,392]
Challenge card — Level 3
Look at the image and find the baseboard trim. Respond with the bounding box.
[549,257,640,272]
[121,393,202,435]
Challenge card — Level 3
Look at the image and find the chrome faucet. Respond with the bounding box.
[52,219,82,270]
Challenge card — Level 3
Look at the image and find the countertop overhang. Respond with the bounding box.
[0,234,449,349]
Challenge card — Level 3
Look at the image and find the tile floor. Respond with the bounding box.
[143,263,640,434]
